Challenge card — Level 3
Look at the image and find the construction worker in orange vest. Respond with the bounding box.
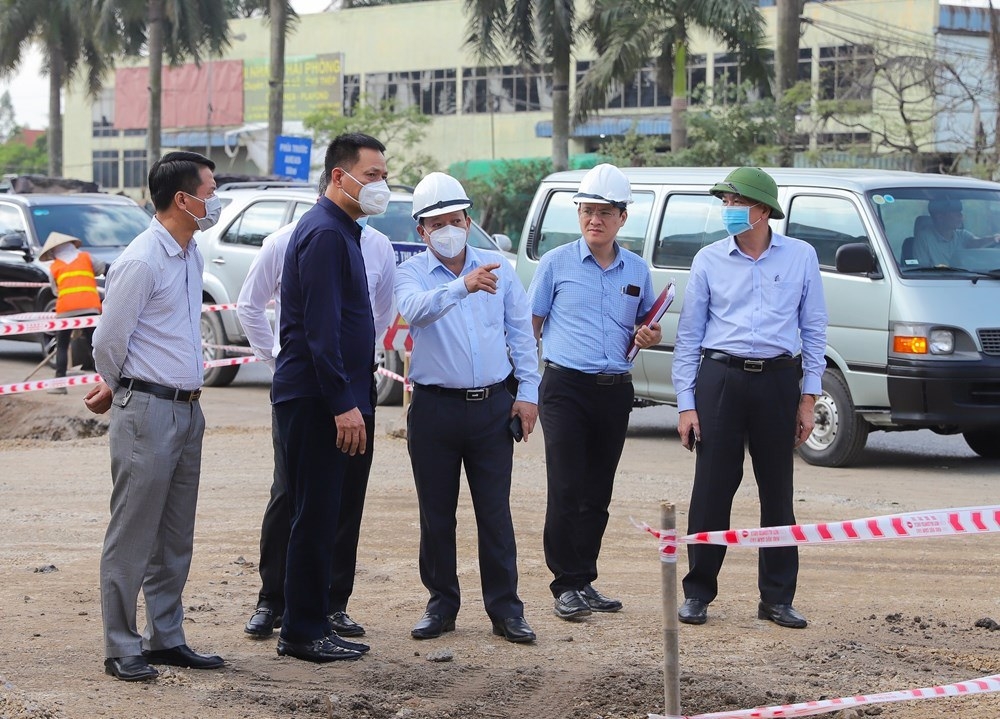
[39,232,106,394]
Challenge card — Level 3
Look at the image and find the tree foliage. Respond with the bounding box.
[302,97,436,187]
[0,90,18,143]
[459,159,553,244]
[0,136,48,175]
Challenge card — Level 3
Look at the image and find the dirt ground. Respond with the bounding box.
[0,382,998,719]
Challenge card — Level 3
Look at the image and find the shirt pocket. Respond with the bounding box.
[477,284,505,328]
[610,291,641,330]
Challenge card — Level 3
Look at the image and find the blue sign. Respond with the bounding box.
[273,135,312,181]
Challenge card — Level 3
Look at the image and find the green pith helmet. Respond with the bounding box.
[709,167,784,220]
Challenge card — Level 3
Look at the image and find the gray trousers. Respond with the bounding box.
[100,388,205,658]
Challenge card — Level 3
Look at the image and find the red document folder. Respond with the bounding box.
[626,282,675,362]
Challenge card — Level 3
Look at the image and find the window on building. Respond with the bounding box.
[652,194,727,269]
[344,74,360,116]
[575,60,682,109]
[123,150,147,189]
[92,150,119,189]
[365,70,456,115]
[461,65,552,114]
[92,88,119,138]
[818,45,874,104]
[688,55,708,105]
[713,51,773,104]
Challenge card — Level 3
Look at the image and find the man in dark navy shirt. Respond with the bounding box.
[271,133,389,663]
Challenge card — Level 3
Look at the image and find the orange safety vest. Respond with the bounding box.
[51,253,102,316]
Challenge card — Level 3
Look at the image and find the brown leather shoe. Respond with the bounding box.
[757,601,807,628]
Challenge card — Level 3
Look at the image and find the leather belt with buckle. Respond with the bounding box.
[544,361,632,385]
[120,377,202,403]
[703,350,801,373]
[412,381,506,401]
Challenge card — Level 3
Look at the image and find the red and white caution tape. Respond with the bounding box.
[201,302,239,314]
[650,673,1000,719]
[0,315,100,336]
[633,520,678,563]
[0,312,56,321]
[376,365,411,390]
[0,281,47,288]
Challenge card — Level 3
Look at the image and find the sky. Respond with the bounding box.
[0,0,332,131]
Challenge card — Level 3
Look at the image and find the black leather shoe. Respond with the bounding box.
[758,601,807,628]
[581,584,622,613]
[410,612,456,639]
[276,635,363,663]
[142,644,225,669]
[553,590,592,620]
[244,607,282,638]
[491,616,536,643]
[678,598,708,625]
[104,655,158,681]
[323,627,370,654]
[328,610,366,637]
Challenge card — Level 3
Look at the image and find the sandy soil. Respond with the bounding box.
[0,384,998,719]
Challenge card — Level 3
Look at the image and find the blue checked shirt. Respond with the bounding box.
[672,232,828,412]
[394,245,540,403]
[93,217,204,393]
[528,239,655,374]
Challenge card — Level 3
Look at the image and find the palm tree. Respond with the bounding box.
[0,0,108,176]
[578,0,769,153]
[464,0,577,171]
[94,0,231,165]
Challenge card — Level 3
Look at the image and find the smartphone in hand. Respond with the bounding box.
[509,415,524,442]
[686,427,698,452]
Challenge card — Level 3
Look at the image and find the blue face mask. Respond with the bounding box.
[721,205,757,236]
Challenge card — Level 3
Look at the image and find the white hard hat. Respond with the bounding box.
[573,163,633,209]
[411,172,473,220]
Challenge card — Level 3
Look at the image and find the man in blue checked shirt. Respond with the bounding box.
[672,167,828,630]
[528,163,662,622]
[394,172,541,645]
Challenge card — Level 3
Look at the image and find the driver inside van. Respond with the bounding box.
[912,198,1000,267]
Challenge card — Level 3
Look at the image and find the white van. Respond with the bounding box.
[515,168,1000,467]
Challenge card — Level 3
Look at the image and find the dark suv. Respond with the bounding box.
[0,193,152,352]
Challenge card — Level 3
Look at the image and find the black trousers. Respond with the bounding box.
[406,387,522,621]
[683,357,801,605]
[256,405,374,615]
[54,327,96,377]
[275,397,373,642]
[539,368,633,597]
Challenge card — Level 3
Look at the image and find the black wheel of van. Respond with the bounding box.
[201,311,240,387]
[798,368,870,468]
[962,428,1000,458]
[374,348,403,406]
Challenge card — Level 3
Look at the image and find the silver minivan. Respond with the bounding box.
[516,167,1000,467]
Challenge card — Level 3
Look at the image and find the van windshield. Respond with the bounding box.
[869,188,1000,276]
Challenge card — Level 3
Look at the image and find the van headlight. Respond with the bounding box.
[891,324,954,355]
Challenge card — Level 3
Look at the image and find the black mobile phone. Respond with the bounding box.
[686,427,697,452]
[508,415,524,442]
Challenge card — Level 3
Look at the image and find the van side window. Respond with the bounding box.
[533,190,653,259]
[221,200,288,248]
[786,195,871,269]
[653,194,726,269]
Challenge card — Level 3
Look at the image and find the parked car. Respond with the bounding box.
[516,167,1000,467]
[0,193,151,355]
[198,186,514,404]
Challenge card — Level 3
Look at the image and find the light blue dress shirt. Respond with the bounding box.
[528,238,655,374]
[394,245,540,404]
[672,231,828,412]
[93,216,204,392]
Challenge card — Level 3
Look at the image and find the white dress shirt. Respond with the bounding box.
[237,221,395,371]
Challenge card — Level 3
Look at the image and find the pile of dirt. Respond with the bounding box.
[0,396,107,441]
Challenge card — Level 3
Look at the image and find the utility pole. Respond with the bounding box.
[267,0,288,175]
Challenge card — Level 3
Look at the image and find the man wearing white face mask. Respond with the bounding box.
[394,172,541,644]
[83,151,224,681]
[672,166,827,629]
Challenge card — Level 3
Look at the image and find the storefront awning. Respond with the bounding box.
[535,116,671,138]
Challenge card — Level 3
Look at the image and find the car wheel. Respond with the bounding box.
[798,368,870,468]
[374,348,404,406]
[201,310,240,387]
[962,428,1000,458]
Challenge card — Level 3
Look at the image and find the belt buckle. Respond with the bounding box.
[189,389,202,402]
[743,359,764,373]
[595,374,615,386]
[465,388,487,401]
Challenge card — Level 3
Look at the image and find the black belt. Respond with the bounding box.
[121,377,202,402]
[703,350,800,373]
[412,381,506,401]
[544,361,632,386]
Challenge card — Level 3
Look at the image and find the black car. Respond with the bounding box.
[0,193,152,352]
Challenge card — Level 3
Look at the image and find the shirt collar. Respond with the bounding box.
[577,237,623,268]
[727,230,784,258]
[318,196,362,241]
[150,216,195,258]
[424,243,484,276]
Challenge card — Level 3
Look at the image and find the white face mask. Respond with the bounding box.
[52,243,80,263]
[184,193,222,232]
[427,224,468,259]
[343,170,391,216]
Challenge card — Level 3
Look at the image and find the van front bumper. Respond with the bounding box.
[887,356,1000,427]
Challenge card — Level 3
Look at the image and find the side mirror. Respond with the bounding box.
[492,233,513,253]
[836,242,875,274]
[0,230,32,260]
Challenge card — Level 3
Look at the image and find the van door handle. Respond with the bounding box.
[211,258,226,264]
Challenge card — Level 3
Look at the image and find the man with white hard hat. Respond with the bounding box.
[527,163,662,622]
[394,171,541,644]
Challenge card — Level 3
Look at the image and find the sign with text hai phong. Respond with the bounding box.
[244,53,344,123]
[274,136,313,181]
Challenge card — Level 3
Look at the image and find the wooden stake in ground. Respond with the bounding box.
[661,501,681,717]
